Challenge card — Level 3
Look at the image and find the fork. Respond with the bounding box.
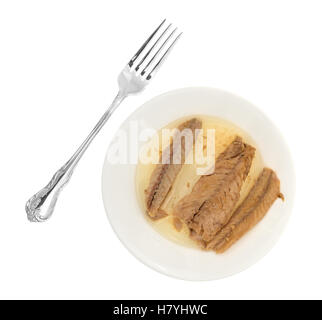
[25,20,182,222]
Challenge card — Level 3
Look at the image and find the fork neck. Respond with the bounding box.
[109,91,127,114]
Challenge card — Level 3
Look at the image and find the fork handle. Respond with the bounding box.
[25,91,126,222]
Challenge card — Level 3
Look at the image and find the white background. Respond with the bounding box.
[0,0,321,300]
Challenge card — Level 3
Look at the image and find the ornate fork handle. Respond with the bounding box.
[26,163,71,222]
[26,92,125,222]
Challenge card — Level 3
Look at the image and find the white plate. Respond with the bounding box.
[101,87,295,281]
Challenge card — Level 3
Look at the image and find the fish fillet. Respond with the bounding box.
[174,136,255,243]
[145,118,202,219]
[208,168,283,253]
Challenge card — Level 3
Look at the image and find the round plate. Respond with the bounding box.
[102,87,295,281]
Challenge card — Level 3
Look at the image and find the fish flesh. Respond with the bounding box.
[145,118,202,219]
[208,168,283,253]
[173,136,255,243]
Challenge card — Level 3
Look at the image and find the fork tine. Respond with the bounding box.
[140,27,178,76]
[146,32,182,80]
[128,19,166,68]
[135,23,172,71]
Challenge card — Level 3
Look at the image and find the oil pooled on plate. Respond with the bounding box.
[135,115,264,249]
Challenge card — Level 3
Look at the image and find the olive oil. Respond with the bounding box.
[135,115,264,248]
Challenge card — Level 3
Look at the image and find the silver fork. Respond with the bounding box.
[25,20,182,222]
